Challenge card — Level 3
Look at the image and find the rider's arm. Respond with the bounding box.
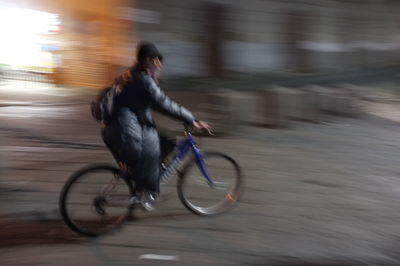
[141,74,196,125]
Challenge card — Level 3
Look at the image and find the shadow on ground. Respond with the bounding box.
[0,214,81,247]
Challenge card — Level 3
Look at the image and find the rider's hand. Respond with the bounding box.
[192,120,210,130]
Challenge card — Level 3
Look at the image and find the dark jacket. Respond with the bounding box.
[101,71,195,192]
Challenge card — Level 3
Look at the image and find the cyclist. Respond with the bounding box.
[101,42,210,211]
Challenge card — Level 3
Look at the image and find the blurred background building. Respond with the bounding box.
[0,0,400,87]
[136,0,400,76]
[0,0,134,88]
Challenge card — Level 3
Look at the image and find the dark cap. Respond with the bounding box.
[137,42,163,64]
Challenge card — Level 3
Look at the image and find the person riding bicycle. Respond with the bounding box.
[101,42,210,211]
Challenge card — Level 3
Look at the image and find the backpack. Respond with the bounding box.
[90,84,118,124]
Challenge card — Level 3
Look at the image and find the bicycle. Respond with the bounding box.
[59,125,243,237]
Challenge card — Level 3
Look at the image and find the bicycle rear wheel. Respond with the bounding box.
[177,151,243,216]
[59,164,134,237]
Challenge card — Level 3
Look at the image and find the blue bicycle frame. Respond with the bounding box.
[159,133,214,186]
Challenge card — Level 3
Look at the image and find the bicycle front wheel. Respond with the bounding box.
[59,164,134,237]
[177,151,243,216]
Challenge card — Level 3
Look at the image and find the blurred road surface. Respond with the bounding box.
[1,80,400,265]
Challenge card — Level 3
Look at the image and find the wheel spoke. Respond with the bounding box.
[178,152,242,216]
[59,165,133,237]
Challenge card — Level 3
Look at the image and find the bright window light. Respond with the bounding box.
[0,7,60,71]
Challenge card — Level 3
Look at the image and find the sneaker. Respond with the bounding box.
[140,191,159,212]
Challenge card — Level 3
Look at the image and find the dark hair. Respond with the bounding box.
[114,66,134,88]
[114,42,162,87]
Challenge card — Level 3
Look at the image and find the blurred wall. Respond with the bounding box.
[5,0,136,88]
[56,0,136,88]
[134,0,400,77]
[4,0,399,84]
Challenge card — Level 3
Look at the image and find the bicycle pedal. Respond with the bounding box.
[128,196,140,205]
[140,201,157,212]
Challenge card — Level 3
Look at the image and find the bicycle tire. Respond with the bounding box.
[59,164,134,237]
[177,151,243,216]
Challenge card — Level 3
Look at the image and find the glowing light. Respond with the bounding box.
[0,7,60,70]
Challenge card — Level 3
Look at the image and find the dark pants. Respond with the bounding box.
[159,132,176,162]
[102,126,175,193]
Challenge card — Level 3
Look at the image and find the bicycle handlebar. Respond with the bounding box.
[183,124,214,136]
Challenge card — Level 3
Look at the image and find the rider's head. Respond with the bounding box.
[137,42,163,79]
[115,42,163,87]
